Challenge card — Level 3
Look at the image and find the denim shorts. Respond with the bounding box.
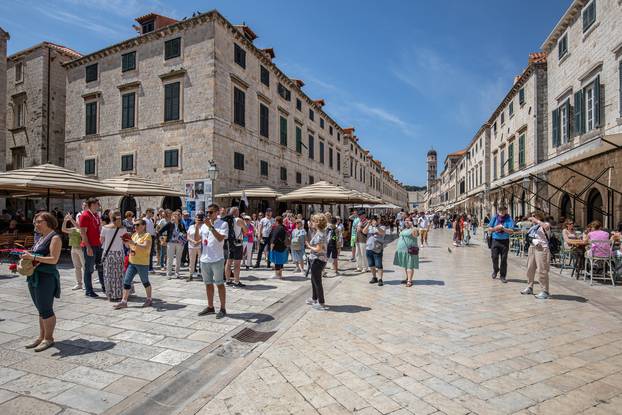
[123,263,150,289]
[366,250,383,269]
[200,259,225,285]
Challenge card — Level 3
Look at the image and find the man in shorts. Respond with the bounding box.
[198,204,228,319]
[418,212,430,246]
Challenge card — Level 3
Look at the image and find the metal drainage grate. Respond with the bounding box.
[232,327,277,343]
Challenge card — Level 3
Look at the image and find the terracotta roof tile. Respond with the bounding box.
[313,99,325,107]
[261,48,275,59]
[528,52,546,64]
[293,79,305,88]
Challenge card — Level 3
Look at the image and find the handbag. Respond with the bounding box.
[408,246,419,256]
[17,258,38,276]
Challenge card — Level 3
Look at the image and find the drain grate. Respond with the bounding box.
[232,327,277,343]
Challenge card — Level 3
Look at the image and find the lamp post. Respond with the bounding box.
[207,160,219,207]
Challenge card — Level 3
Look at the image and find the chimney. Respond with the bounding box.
[343,127,355,136]
[293,79,305,88]
[134,13,178,34]
[234,24,257,42]
[313,99,325,108]
[261,48,275,60]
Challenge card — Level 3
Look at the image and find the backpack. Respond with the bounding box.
[326,227,338,248]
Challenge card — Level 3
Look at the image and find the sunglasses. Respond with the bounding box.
[207,210,216,214]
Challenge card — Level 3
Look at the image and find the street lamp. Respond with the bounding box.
[207,160,219,206]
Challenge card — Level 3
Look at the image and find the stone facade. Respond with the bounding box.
[64,11,407,212]
[5,42,79,170]
[0,28,8,173]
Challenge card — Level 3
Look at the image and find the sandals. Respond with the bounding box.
[34,340,55,352]
[406,281,413,287]
[24,338,43,349]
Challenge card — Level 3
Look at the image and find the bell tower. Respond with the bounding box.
[427,148,437,190]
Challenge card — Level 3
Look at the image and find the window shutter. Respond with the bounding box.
[619,60,622,116]
[565,100,572,138]
[574,90,583,136]
[593,75,601,127]
[552,108,560,147]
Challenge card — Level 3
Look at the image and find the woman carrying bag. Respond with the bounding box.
[393,217,420,287]
[100,211,128,301]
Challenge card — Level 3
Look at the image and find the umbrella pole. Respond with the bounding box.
[46,189,50,211]
[72,194,76,215]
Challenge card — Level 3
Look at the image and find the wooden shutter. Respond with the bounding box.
[565,100,572,139]
[552,108,560,147]
[593,75,601,128]
[574,90,584,136]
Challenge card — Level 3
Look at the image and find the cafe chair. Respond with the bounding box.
[558,246,575,276]
[584,239,615,286]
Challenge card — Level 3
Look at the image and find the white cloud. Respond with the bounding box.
[352,103,417,137]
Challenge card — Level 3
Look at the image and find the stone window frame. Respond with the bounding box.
[14,61,23,84]
[11,93,26,130]
[121,90,138,130]
[84,156,98,177]
[85,63,98,83]
[260,160,269,177]
[121,151,136,173]
[121,51,137,73]
[231,75,248,128]
[163,146,182,171]
[82,93,101,137]
[164,37,182,61]
[161,76,184,124]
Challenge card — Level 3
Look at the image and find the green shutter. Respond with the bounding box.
[565,100,572,139]
[593,75,600,127]
[552,108,560,147]
[574,90,584,136]
[280,116,287,146]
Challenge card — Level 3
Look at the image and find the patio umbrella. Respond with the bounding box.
[215,186,282,199]
[277,181,379,204]
[101,175,183,197]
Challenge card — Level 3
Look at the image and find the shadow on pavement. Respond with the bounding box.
[0,274,18,280]
[154,301,187,312]
[550,294,588,302]
[281,276,307,282]
[243,284,277,291]
[226,312,274,323]
[414,280,445,286]
[328,305,371,313]
[51,339,116,357]
[505,279,528,284]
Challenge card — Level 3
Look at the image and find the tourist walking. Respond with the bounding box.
[349,209,359,262]
[144,208,157,272]
[355,210,369,272]
[521,212,551,299]
[418,212,430,246]
[364,215,386,286]
[159,211,186,279]
[61,213,84,291]
[306,214,328,310]
[79,197,105,297]
[22,212,62,352]
[224,207,247,287]
[100,212,128,302]
[270,216,289,279]
[242,215,254,270]
[394,217,419,287]
[198,204,228,319]
[487,205,515,283]
[291,219,306,272]
[156,210,169,269]
[114,219,153,309]
[326,217,340,276]
[254,208,274,268]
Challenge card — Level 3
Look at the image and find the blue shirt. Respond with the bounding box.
[182,218,193,229]
[489,215,514,240]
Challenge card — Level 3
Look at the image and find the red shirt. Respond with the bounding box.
[79,210,101,247]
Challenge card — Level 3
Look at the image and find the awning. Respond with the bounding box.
[101,175,183,197]
[277,181,379,204]
[215,186,282,199]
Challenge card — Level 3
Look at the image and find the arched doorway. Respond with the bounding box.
[119,196,137,216]
[520,191,526,218]
[560,193,572,221]
[587,189,603,224]
[162,196,182,211]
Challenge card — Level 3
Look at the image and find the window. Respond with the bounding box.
[560,101,569,143]
[234,152,244,170]
[234,43,246,68]
[141,20,154,34]
[11,147,25,170]
[296,98,302,111]
[309,109,314,121]
[260,160,268,177]
[518,133,525,167]
[277,83,291,101]
[558,34,568,60]
[121,154,134,172]
[164,149,179,168]
[500,149,505,177]
[164,38,181,60]
[121,52,136,72]
[500,111,505,125]
[259,103,269,138]
[320,118,325,129]
[509,101,514,117]
[582,0,596,32]
[13,98,25,128]
[329,126,333,135]
[15,62,23,83]
[337,132,340,142]
[275,116,287,146]
[493,122,497,135]
[85,101,97,135]
[479,165,483,185]
[308,135,314,159]
[164,82,180,121]
[519,88,525,106]
[121,92,136,129]
[295,126,302,153]
[84,159,96,175]
[309,175,314,184]
[319,141,325,164]
[508,142,514,173]
[233,87,245,127]
[260,66,269,87]
[337,152,341,171]
[280,167,287,182]
[296,171,302,184]
[85,63,98,82]
[493,153,498,180]
[586,83,595,131]
[574,76,600,135]
[329,147,334,169]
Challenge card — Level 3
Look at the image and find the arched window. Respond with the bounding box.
[587,189,603,224]
[560,193,572,220]
[119,196,137,216]
[162,196,182,211]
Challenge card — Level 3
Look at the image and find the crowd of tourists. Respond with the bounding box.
[12,200,432,352]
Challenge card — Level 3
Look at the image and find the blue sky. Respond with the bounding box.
[1,0,571,186]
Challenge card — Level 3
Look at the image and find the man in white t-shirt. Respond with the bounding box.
[198,204,228,319]
[254,208,275,268]
[418,213,430,246]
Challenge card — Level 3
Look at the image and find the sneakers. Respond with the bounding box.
[86,292,99,298]
[305,298,316,305]
[71,284,82,291]
[198,306,215,316]
[491,272,498,280]
[142,298,153,308]
[312,303,328,311]
[113,301,127,310]
[535,291,550,300]
[369,277,378,284]
[500,277,507,284]
[356,268,362,272]
[226,280,235,287]
[378,279,384,287]
[521,287,533,295]
[216,309,227,319]
[233,282,246,288]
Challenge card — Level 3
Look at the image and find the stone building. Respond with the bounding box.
[0,27,9,173]
[63,11,407,212]
[5,42,80,172]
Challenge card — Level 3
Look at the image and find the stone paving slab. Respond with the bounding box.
[192,229,622,414]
